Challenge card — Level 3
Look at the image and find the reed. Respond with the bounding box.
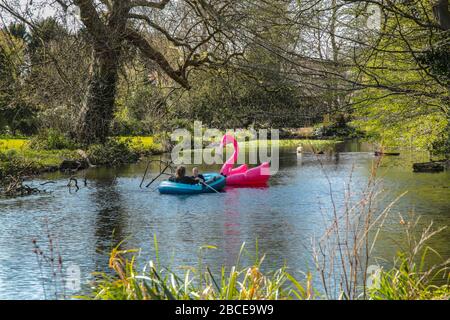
[83,240,315,300]
[368,217,449,300]
[310,151,449,300]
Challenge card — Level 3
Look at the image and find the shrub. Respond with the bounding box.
[118,136,164,155]
[29,129,77,150]
[0,150,31,179]
[313,123,363,139]
[87,138,139,166]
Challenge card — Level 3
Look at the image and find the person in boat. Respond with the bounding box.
[192,167,205,183]
[169,166,197,185]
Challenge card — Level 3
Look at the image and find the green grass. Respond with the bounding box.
[369,252,450,300]
[0,138,78,178]
[195,138,341,151]
[1,138,77,167]
[244,139,341,149]
[0,136,164,173]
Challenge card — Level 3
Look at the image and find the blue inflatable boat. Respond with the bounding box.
[158,173,226,195]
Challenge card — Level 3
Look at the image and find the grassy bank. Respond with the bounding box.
[0,138,78,175]
[1,136,338,173]
[0,136,164,177]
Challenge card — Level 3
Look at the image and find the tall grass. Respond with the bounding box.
[311,155,392,299]
[369,217,449,300]
[83,240,315,300]
[310,152,449,300]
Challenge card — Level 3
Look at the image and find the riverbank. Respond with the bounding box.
[0,136,340,177]
[0,136,161,176]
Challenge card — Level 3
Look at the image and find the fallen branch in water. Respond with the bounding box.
[67,176,80,192]
[40,181,56,186]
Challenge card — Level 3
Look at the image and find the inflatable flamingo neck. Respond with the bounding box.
[220,134,239,175]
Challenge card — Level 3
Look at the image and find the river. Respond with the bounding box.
[0,141,449,299]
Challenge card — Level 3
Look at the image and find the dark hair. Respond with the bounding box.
[175,165,186,179]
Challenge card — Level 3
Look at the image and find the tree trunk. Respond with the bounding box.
[77,45,121,144]
[433,0,450,30]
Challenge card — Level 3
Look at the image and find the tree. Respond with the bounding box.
[0,0,242,143]
[0,24,37,135]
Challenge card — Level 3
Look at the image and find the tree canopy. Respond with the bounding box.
[0,0,448,154]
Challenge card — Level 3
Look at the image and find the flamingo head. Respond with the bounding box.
[219,134,236,148]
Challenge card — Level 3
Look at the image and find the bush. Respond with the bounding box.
[313,123,363,139]
[118,136,164,155]
[0,150,35,182]
[29,129,78,150]
[87,138,139,166]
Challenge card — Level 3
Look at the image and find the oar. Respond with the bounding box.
[139,160,151,188]
[199,180,220,194]
[145,163,172,188]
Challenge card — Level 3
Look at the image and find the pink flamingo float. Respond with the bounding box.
[219,134,271,186]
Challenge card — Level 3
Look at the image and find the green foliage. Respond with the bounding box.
[0,150,33,180]
[87,139,139,166]
[418,31,450,84]
[0,26,38,135]
[119,136,164,155]
[113,85,168,135]
[29,129,78,150]
[351,2,449,155]
[352,94,448,152]
[313,123,363,139]
[0,147,78,181]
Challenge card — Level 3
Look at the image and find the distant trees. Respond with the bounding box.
[0,0,448,154]
[0,23,36,135]
[345,0,450,154]
[1,0,245,143]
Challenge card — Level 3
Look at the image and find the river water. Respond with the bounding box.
[0,141,449,299]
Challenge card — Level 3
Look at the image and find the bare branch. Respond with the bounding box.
[72,0,108,43]
[128,13,192,49]
[124,27,190,89]
[130,0,170,10]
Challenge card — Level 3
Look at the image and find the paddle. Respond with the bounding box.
[139,158,176,188]
[199,179,220,194]
[145,162,173,188]
[139,160,151,188]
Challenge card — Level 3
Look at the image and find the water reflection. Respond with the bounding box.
[90,174,126,273]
